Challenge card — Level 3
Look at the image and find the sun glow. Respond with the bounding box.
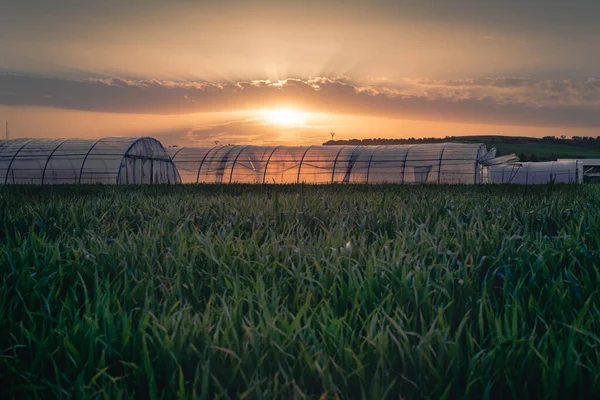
[260,108,308,127]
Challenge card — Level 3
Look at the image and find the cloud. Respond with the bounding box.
[2,73,600,128]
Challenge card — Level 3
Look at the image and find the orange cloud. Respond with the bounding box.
[2,74,600,128]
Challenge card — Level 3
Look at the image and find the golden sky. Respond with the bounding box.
[1,0,599,145]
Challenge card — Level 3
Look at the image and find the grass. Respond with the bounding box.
[1,184,600,399]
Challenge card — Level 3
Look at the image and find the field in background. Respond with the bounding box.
[2,184,600,399]
[490,142,600,160]
[327,135,600,161]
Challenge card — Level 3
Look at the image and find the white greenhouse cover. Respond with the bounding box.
[489,161,583,184]
[168,143,491,184]
[0,137,180,184]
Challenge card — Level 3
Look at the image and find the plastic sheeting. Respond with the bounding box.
[489,161,582,184]
[169,143,490,184]
[0,137,180,184]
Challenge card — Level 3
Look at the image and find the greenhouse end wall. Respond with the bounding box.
[169,143,490,185]
[0,137,180,185]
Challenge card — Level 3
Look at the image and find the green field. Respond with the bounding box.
[443,136,600,160]
[327,135,600,161]
[490,142,599,159]
[2,184,600,399]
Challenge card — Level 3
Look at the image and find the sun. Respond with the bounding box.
[259,108,308,127]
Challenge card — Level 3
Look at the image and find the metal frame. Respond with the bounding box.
[508,163,521,184]
[77,138,104,184]
[262,146,282,184]
[132,156,137,184]
[342,146,362,184]
[196,146,219,183]
[117,138,146,184]
[167,147,185,184]
[437,143,448,184]
[474,144,486,184]
[124,157,129,184]
[150,156,154,184]
[330,147,345,184]
[0,139,11,152]
[4,139,35,184]
[401,145,414,184]
[170,147,185,160]
[212,145,239,184]
[41,139,69,184]
[365,145,381,184]
[228,145,249,184]
[296,146,313,184]
[243,147,272,183]
[0,137,177,185]
[155,140,182,184]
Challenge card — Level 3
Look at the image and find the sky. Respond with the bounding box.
[1,0,600,146]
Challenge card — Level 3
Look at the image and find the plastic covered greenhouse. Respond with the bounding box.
[0,137,583,185]
[489,160,583,184]
[0,137,180,184]
[169,143,495,184]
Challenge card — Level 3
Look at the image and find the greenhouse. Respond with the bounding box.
[0,137,180,184]
[489,160,583,184]
[169,143,496,184]
[0,137,583,185]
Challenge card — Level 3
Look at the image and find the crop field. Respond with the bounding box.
[2,184,600,399]
[490,142,600,161]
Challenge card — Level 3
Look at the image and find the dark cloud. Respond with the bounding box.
[3,0,600,83]
[4,1,599,33]
[396,0,600,33]
[2,73,600,128]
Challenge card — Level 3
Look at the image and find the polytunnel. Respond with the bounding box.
[0,137,180,184]
[489,160,583,184]
[168,143,493,184]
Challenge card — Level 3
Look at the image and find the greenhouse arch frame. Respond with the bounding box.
[168,143,490,185]
[0,137,181,185]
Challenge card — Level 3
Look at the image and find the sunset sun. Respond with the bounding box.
[260,108,308,127]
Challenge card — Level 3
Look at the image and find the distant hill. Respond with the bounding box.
[324,135,600,162]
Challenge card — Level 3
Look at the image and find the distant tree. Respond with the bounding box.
[518,153,528,162]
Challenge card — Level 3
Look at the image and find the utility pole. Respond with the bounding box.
[330,132,335,142]
[5,122,8,140]
[214,140,219,146]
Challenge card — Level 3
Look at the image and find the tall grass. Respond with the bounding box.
[1,184,600,399]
